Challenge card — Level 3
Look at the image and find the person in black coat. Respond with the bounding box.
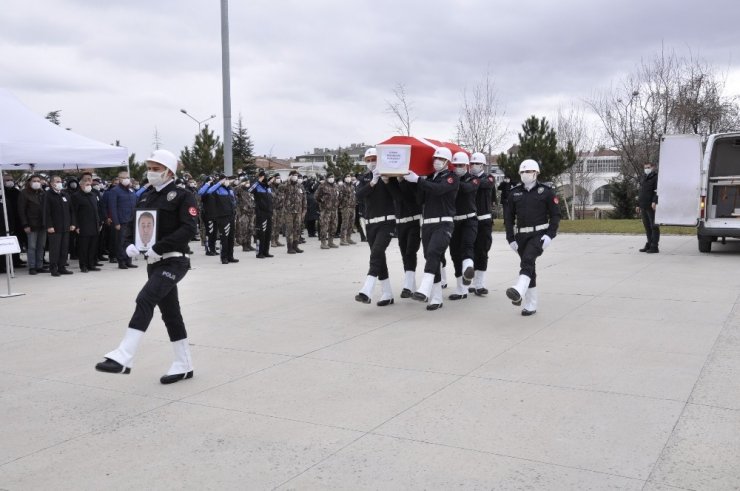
[636,162,659,253]
[43,175,75,276]
[72,172,103,272]
[1,173,25,271]
[248,171,275,258]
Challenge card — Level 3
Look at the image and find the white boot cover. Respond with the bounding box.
[105,328,144,368]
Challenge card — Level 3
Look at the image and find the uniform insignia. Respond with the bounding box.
[488,176,494,182]
[473,179,479,185]
[537,187,544,194]
[188,206,198,216]
[167,191,177,201]
[553,196,559,204]
[447,177,454,184]
[62,197,67,202]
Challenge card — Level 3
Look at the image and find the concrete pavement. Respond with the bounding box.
[0,233,738,490]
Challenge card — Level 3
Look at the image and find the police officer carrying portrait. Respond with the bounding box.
[504,159,560,316]
[354,147,399,306]
[199,173,239,264]
[404,147,459,311]
[282,170,305,254]
[468,152,497,296]
[315,173,340,250]
[95,149,198,384]
[249,170,274,258]
[636,161,659,253]
[448,151,479,301]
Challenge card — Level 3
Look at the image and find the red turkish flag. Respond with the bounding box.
[378,136,469,175]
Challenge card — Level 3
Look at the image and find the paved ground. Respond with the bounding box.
[0,233,739,490]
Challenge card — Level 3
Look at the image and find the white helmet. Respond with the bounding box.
[451,152,470,165]
[519,159,540,173]
[432,147,453,162]
[364,147,377,160]
[470,152,486,165]
[147,149,178,175]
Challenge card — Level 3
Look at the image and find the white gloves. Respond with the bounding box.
[146,248,162,261]
[509,241,518,252]
[405,171,419,183]
[370,168,381,185]
[125,244,140,258]
[541,235,552,250]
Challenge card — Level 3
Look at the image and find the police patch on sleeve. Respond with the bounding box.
[188,206,198,216]
[553,196,559,204]
[167,191,177,201]
[447,177,454,184]
[473,179,479,185]
[488,176,494,182]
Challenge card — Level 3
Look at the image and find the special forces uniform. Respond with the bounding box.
[504,159,560,316]
[468,152,497,296]
[338,176,357,245]
[96,149,198,384]
[235,180,256,252]
[315,174,340,249]
[270,175,285,247]
[282,171,305,254]
[448,152,479,300]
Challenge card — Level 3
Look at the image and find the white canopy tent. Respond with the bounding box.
[0,88,129,296]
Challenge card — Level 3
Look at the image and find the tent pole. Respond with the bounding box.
[0,163,23,297]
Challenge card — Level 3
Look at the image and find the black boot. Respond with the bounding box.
[639,243,650,252]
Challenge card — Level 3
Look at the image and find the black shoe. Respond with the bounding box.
[449,293,467,300]
[109,258,117,263]
[221,258,229,264]
[205,251,218,256]
[474,288,488,296]
[51,271,61,277]
[98,255,109,261]
[400,288,413,298]
[264,253,274,258]
[80,268,89,273]
[355,292,371,304]
[376,298,394,307]
[126,262,138,268]
[228,258,240,263]
[59,268,73,275]
[506,287,522,306]
[95,262,104,267]
[441,283,447,289]
[160,371,193,385]
[412,291,428,302]
[638,243,650,252]
[29,269,38,275]
[95,358,131,374]
[463,267,474,285]
[426,303,443,311]
[118,263,129,269]
[38,267,50,273]
[256,253,265,259]
[521,309,537,316]
[89,267,101,272]
[646,247,659,254]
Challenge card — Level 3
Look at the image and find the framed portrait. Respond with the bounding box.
[135,209,157,252]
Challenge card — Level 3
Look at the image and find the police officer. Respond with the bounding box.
[468,152,497,296]
[95,149,198,384]
[354,147,399,306]
[405,147,459,311]
[504,159,561,316]
[394,156,423,298]
[249,171,274,258]
[636,161,659,253]
[199,174,239,264]
[448,152,479,301]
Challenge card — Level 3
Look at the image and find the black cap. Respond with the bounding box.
[258,170,266,177]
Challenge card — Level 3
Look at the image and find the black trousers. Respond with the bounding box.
[205,219,218,254]
[129,258,190,342]
[47,231,69,272]
[366,221,394,280]
[115,222,131,263]
[421,221,453,282]
[354,210,366,241]
[449,218,478,277]
[216,216,235,260]
[515,231,544,288]
[306,219,317,237]
[641,207,660,247]
[473,219,493,271]
[396,221,421,272]
[77,234,99,269]
[256,213,272,255]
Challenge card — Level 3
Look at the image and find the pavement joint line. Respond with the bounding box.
[641,291,740,490]
[299,354,465,377]
[686,401,740,413]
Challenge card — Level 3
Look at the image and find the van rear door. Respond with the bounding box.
[655,134,703,226]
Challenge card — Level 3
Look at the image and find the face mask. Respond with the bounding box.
[454,167,467,177]
[224,180,231,187]
[327,178,335,184]
[4,181,14,188]
[93,184,101,191]
[31,182,41,190]
[275,179,281,184]
[367,162,377,172]
[297,178,303,185]
[121,178,131,186]
[53,182,63,191]
[133,185,140,190]
[433,159,447,172]
[344,177,351,183]
[290,175,298,182]
[82,185,92,193]
[471,165,483,175]
[147,170,168,187]
[520,173,536,185]
[644,168,652,175]
[69,182,78,189]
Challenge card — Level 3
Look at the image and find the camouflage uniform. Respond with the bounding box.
[281,180,306,253]
[235,185,256,251]
[315,180,340,248]
[338,181,357,245]
[270,182,285,247]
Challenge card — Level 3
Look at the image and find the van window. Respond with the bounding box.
[709,138,740,177]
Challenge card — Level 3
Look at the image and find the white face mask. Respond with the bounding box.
[147,170,168,188]
[223,180,231,187]
[327,178,335,184]
[471,164,483,175]
[454,166,467,177]
[53,182,63,191]
[4,181,14,188]
[366,161,377,172]
[520,173,537,185]
[290,175,298,182]
[93,184,101,191]
[297,178,303,185]
[644,168,652,175]
[121,178,131,186]
[31,182,42,190]
[433,159,447,172]
[344,177,351,183]
[82,185,92,193]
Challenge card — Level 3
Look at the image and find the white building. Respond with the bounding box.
[557,149,622,216]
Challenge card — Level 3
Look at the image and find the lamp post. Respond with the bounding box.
[179,109,216,133]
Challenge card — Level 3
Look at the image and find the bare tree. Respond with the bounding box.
[455,72,507,152]
[385,83,415,136]
[555,103,596,219]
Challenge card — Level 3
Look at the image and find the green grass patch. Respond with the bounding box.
[493,219,695,235]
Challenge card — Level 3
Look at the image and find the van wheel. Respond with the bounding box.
[698,235,712,253]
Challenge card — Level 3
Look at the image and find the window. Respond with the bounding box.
[593,185,612,204]
[585,157,621,173]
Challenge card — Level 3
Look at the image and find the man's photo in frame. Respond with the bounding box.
[135,210,157,251]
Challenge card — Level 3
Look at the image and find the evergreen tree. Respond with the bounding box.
[180,125,224,177]
[232,115,256,175]
[45,110,61,125]
[607,177,638,219]
[497,116,568,183]
[326,151,361,178]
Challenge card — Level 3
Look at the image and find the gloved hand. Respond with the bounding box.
[371,168,381,185]
[541,235,552,250]
[509,241,518,252]
[146,248,162,261]
[405,171,419,183]
[125,244,140,258]
[397,174,405,181]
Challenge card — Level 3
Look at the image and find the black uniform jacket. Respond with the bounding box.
[475,173,497,215]
[454,172,479,215]
[416,169,459,219]
[71,191,102,236]
[396,179,422,218]
[504,182,561,243]
[355,172,399,220]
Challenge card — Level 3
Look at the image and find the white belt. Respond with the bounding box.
[147,251,189,263]
[367,215,396,224]
[477,214,492,220]
[517,223,548,233]
[422,216,454,225]
[453,212,477,221]
[398,214,422,224]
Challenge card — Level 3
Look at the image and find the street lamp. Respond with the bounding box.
[179,109,216,132]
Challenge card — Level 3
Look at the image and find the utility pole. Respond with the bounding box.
[220,0,233,176]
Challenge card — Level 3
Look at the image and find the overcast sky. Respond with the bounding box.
[1,0,739,161]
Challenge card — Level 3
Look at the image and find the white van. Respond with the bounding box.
[655,132,740,252]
